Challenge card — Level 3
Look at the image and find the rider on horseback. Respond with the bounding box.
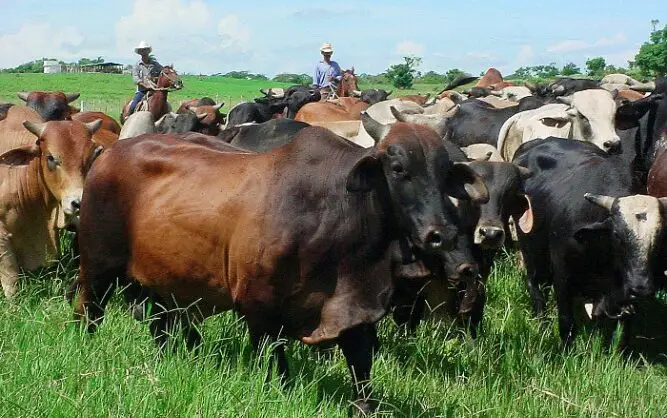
[128,41,163,114]
[313,43,343,101]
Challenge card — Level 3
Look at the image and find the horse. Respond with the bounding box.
[121,66,183,124]
[330,68,361,99]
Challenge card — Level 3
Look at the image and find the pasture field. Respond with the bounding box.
[0,73,441,121]
[0,74,666,417]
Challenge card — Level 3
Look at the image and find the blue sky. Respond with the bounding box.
[0,0,663,77]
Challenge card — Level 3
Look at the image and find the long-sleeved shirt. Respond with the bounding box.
[313,60,342,89]
[132,58,163,88]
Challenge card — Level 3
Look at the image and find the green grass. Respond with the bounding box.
[0,73,441,121]
[0,239,665,417]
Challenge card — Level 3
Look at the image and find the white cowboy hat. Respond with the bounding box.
[134,41,152,54]
[320,43,334,53]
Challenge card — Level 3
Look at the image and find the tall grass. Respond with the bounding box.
[0,242,665,417]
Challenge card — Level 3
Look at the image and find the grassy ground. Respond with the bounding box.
[0,237,665,417]
[0,73,440,121]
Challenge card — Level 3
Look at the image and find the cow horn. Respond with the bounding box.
[352,90,362,97]
[66,93,80,103]
[490,90,503,97]
[386,90,393,97]
[361,112,390,144]
[84,119,102,134]
[213,103,223,111]
[584,193,615,212]
[260,88,269,96]
[552,85,566,95]
[557,95,573,106]
[516,165,532,179]
[23,121,46,138]
[155,114,169,127]
[17,92,29,102]
[424,97,437,106]
[196,113,208,120]
[524,81,537,91]
[390,106,408,122]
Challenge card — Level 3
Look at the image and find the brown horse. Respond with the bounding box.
[121,66,182,124]
[333,69,361,99]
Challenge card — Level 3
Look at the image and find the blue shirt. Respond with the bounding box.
[313,60,342,88]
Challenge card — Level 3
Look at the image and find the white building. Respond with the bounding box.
[43,60,62,74]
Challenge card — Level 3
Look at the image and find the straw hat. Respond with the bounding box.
[320,43,334,53]
[134,41,152,54]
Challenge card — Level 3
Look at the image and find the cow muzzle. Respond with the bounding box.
[603,138,622,154]
[474,224,506,249]
[420,227,456,252]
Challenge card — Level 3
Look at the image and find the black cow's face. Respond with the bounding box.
[346,122,489,281]
[467,161,533,250]
[577,194,666,303]
[19,91,80,121]
[360,89,391,105]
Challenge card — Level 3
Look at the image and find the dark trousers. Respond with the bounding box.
[129,89,147,113]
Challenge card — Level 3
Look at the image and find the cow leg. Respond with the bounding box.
[74,266,122,333]
[246,317,289,385]
[338,323,377,416]
[552,261,576,348]
[0,229,20,298]
[520,244,551,320]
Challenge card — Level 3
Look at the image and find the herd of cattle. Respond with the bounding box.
[0,67,666,414]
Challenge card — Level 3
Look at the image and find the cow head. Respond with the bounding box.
[0,120,103,228]
[466,161,533,249]
[390,105,457,137]
[350,113,489,282]
[557,90,621,154]
[579,193,666,303]
[18,91,80,121]
[360,89,392,105]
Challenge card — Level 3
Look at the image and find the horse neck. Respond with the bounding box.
[149,90,168,119]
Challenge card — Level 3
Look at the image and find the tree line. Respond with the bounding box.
[2,20,665,90]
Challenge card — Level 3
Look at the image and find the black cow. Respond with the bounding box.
[392,155,533,337]
[443,97,541,147]
[548,77,600,96]
[226,97,287,127]
[17,91,80,121]
[513,137,662,347]
[155,111,207,134]
[360,89,392,105]
[217,119,310,152]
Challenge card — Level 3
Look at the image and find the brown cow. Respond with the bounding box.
[72,111,121,134]
[398,94,431,106]
[294,97,369,122]
[646,129,667,197]
[475,68,514,90]
[17,91,80,121]
[0,119,104,297]
[74,123,488,415]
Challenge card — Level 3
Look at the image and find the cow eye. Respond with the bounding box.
[46,154,59,170]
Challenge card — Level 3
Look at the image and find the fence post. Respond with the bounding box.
[80,100,85,112]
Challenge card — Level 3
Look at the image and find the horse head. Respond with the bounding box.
[158,66,183,90]
[338,68,361,97]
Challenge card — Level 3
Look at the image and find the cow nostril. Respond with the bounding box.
[71,200,81,211]
[426,230,443,249]
[604,141,620,153]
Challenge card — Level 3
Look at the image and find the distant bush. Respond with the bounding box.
[224,71,268,80]
[386,56,422,89]
[272,73,311,84]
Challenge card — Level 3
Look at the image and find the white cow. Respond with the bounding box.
[500,86,532,102]
[119,111,156,140]
[365,99,424,124]
[600,73,655,92]
[497,89,620,161]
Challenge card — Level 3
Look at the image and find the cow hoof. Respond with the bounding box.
[349,399,376,417]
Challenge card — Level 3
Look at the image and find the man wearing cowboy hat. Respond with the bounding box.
[128,41,163,114]
[313,42,342,101]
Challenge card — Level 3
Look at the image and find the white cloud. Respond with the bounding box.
[218,15,251,52]
[547,33,627,53]
[515,45,534,67]
[0,23,85,68]
[394,41,425,56]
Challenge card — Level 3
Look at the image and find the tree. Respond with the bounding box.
[386,56,422,89]
[224,70,268,80]
[272,73,310,84]
[585,57,607,77]
[560,62,581,76]
[634,22,667,77]
[444,68,466,85]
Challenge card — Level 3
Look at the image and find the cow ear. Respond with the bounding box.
[615,104,641,130]
[445,162,489,204]
[0,144,40,166]
[510,194,534,233]
[346,155,382,192]
[85,119,102,135]
[23,121,46,139]
[573,219,610,244]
